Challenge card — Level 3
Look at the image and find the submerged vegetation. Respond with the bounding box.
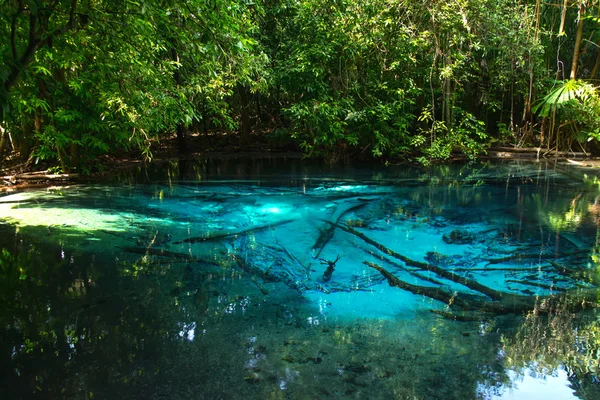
[3,0,600,171]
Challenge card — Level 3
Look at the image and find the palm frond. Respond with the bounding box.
[533,79,597,117]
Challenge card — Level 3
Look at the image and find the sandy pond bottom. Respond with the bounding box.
[0,161,598,399]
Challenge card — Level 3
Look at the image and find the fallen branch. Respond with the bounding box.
[429,309,483,322]
[1,172,80,181]
[119,246,223,266]
[329,221,516,302]
[232,252,310,292]
[485,253,547,265]
[506,279,566,292]
[320,255,340,281]
[546,259,584,276]
[276,238,311,276]
[449,266,555,272]
[312,196,378,258]
[363,261,480,310]
[366,261,600,314]
[485,249,589,265]
[367,249,445,285]
[338,224,600,314]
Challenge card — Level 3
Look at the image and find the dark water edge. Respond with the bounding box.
[0,159,599,399]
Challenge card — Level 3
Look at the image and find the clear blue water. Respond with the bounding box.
[0,159,599,399]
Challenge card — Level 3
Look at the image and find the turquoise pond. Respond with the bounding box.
[1,159,600,399]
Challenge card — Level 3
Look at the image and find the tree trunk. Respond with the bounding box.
[5,0,82,93]
[570,2,586,80]
[558,0,569,36]
[176,124,187,154]
[69,140,80,172]
[524,0,542,122]
[19,81,47,162]
[444,77,452,130]
[238,85,251,145]
[202,100,208,135]
[0,124,6,157]
[20,124,33,161]
[591,5,600,80]
[170,44,187,154]
[590,47,600,80]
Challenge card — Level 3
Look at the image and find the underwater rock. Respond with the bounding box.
[344,361,371,374]
[281,354,296,363]
[430,219,447,228]
[343,375,369,387]
[300,356,323,364]
[376,370,394,379]
[346,219,367,228]
[442,230,475,245]
[424,251,455,267]
[243,372,262,383]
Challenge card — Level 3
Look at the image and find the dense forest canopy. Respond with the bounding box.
[2,0,600,171]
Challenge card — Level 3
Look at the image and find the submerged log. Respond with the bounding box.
[173,218,295,244]
[336,222,600,315]
[329,221,515,302]
[312,196,378,258]
[506,279,566,292]
[232,251,310,292]
[547,259,582,276]
[429,309,483,322]
[363,261,480,310]
[485,253,547,265]
[485,249,589,265]
[450,266,555,272]
[367,249,445,285]
[320,255,340,282]
[366,261,600,315]
[231,235,311,292]
[119,246,223,266]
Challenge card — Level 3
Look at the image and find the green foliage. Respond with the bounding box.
[265,0,538,162]
[2,0,600,166]
[533,80,598,117]
[1,0,264,171]
[533,79,600,146]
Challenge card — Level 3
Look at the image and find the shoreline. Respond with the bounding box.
[2,137,600,192]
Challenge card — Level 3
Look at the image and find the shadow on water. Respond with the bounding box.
[0,159,600,399]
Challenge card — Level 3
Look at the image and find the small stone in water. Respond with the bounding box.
[442,230,475,245]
